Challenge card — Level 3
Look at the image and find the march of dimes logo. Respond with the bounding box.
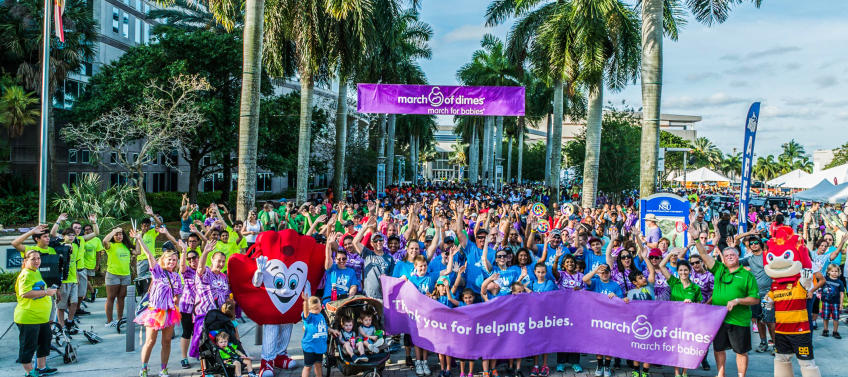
[590,315,712,355]
[396,86,486,107]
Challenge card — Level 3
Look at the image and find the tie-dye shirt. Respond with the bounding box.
[557,271,585,290]
[194,270,230,316]
[179,267,197,313]
[149,264,183,310]
[690,269,714,303]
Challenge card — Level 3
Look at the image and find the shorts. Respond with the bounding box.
[17,322,51,363]
[751,299,763,320]
[303,351,324,366]
[77,268,89,295]
[105,272,131,286]
[137,259,151,280]
[713,322,751,354]
[88,269,96,277]
[57,283,79,310]
[403,333,413,347]
[180,312,194,339]
[821,302,840,320]
[775,333,814,360]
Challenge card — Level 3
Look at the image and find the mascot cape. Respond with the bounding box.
[763,225,821,377]
[228,229,326,375]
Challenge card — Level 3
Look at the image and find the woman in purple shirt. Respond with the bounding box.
[189,240,230,358]
[688,254,714,303]
[131,230,183,377]
[178,237,201,369]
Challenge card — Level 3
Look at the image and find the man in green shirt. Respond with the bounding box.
[690,224,760,377]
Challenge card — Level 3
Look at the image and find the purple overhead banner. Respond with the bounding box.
[381,276,726,369]
[357,83,525,116]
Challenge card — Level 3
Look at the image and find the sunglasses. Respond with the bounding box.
[649,256,661,260]
[476,236,487,240]
[496,254,508,259]
[619,255,632,260]
[691,261,702,265]
[186,256,198,261]
[337,257,348,262]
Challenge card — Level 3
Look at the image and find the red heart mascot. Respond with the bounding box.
[228,229,325,376]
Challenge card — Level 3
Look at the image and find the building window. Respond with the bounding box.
[80,149,90,164]
[136,0,142,12]
[143,22,150,44]
[110,151,118,164]
[202,155,212,167]
[131,153,138,163]
[110,173,128,186]
[112,9,119,33]
[122,14,129,38]
[69,172,78,186]
[134,19,141,44]
[68,149,78,164]
[257,173,272,192]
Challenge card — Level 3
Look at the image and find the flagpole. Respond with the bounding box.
[38,0,51,224]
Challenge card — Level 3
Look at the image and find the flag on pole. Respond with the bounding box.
[54,0,65,43]
[738,102,761,233]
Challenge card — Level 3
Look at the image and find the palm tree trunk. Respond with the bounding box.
[544,113,552,186]
[468,122,478,183]
[386,114,396,186]
[296,75,315,205]
[517,117,525,183]
[495,116,504,185]
[550,80,564,202]
[481,117,491,186]
[411,132,418,183]
[333,79,348,201]
[639,0,663,198]
[506,135,513,183]
[376,114,386,189]
[582,81,603,208]
[235,0,266,219]
[135,166,149,210]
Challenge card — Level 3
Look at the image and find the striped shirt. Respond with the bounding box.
[768,280,810,335]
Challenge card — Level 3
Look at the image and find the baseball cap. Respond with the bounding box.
[425,234,434,242]
[371,233,384,241]
[436,276,450,286]
[648,248,663,258]
[550,229,562,237]
[444,236,455,244]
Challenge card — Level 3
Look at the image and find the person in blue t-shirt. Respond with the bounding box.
[301,293,328,376]
[454,202,495,300]
[322,248,360,303]
[482,238,523,296]
[583,238,607,274]
[582,263,624,377]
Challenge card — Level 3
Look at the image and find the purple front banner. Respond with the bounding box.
[381,276,726,369]
[357,83,525,116]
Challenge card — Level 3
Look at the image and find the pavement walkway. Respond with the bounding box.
[0,298,842,377]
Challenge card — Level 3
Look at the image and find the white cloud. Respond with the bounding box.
[443,25,489,43]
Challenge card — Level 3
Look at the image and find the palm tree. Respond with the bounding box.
[691,136,721,168]
[449,142,468,168]
[148,0,234,33]
[721,152,742,179]
[457,34,520,187]
[780,139,806,161]
[0,85,39,137]
[1,0,96,191]
[754,155,778,181]
[639,0,763,197]
[453,116,483,183]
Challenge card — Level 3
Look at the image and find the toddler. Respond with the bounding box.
[335,317,367,363]
[215,331,255,377]
[821,264,845,338]
[357,311,385,353]
[302,294,328,377]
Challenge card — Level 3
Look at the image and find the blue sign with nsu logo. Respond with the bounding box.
[640,193,690,248]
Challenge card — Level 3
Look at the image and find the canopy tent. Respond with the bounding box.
[673,167,731,183]
[781,163,848,189]
[766,169,811,187]
[826,182,848,204]
[793,179,836,202]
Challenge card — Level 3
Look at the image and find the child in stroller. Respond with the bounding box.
[199,306,253,377]
[356,311,385,354]
[215,331,255,377]
[330,316,368,364]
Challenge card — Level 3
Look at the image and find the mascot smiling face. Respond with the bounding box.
[228,229,325,324]
[764,225,811,282]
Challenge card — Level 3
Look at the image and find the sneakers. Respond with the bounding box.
[258,359,274,377]
[491,369,499,377]
[756,342,768,352]
[530,366,539,377]
[76,308,91,316]
[631,371,640,377]
[834,331,842,339]
[274,353,298,369]
[572,364,583,373]
[158,368,169,377]
[65,321,79,335]
[603,367,611,377]
[640,371,650,377]
[594,366,603,377]
[25,370,39,377]
[247,372,258,377]
[416,360,426,376]
[180,359,190,369]
[407,355,415,368]
[139,368,148,377]
[36,366,57,376]
[105,320,118,328]
[515,370,524,377]
[822,329,830,337]
[422,361,432,375]
[555,364,565,373]
[539,365,550,377]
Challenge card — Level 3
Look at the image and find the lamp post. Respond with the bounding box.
[38,0,52,224]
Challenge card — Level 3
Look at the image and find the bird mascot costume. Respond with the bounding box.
[228,229,326,377]
[763,226,821,377]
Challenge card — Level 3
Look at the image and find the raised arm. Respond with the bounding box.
[657,252,673,280]
[50,213,68,237]
[307,214,327,235]
[451,262,466,295]
[479,272,499,302]
[606,227,619,267]
[131,229,156,267]
[582,265,599,284]
[324,233,337,270]
[101,227,122,250]
[455,202,468,248]
[481,235,493,274]
[426,222,443,262]
[145,205,165,229]
[81,214,100,241]
[12,224,48,253]
[197,240,216,277]
[691,216,717,270]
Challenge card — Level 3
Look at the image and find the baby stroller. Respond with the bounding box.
[323,296,392,377]
[198,309,248,377]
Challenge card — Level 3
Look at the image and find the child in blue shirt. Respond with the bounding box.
[457,288,476,377]
[582,264,623,377]
[301,293,328,376]
[431,276,460,377]
[526,263,556,377]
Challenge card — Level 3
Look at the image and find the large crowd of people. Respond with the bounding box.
[10,182,848,377]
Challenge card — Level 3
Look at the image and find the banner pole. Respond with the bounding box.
[38,0,52,224]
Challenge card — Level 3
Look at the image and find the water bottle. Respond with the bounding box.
[331,283,338,301]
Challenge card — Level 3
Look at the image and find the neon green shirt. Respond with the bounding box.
[83,237,103,270]
[20,245,55,258]
[106,243,132,276]
[14,268,52,324]
[136,229,160,261]
[61,242,83,284]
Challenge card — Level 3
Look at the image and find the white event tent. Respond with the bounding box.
[766,169,811,188]
[673,167,731,183]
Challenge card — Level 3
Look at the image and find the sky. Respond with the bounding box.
[416,0,848,157]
